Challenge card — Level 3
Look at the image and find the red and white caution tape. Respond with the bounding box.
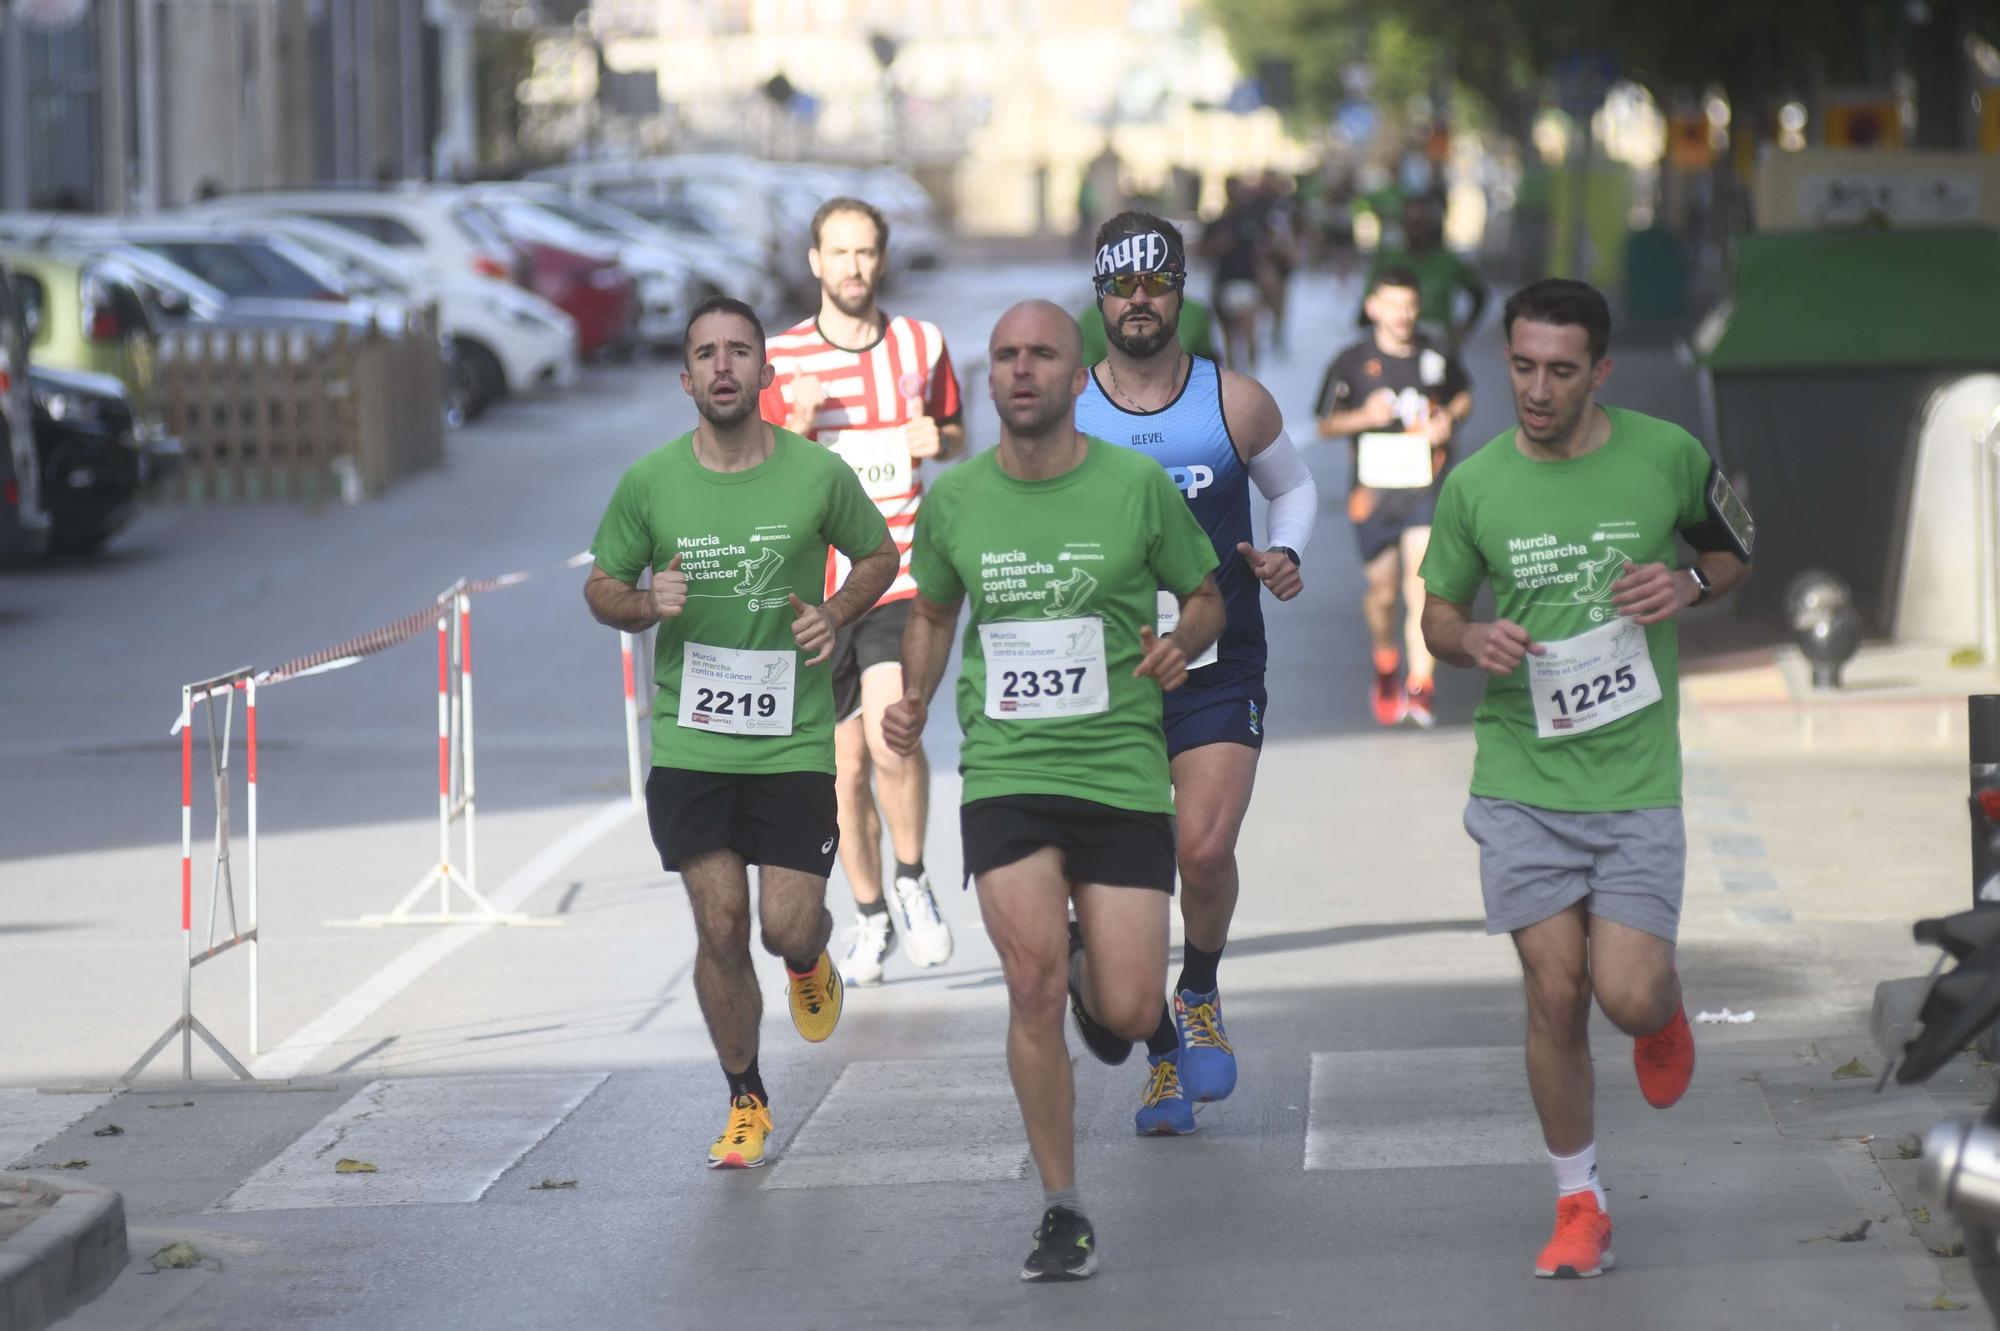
[170,552,592,732]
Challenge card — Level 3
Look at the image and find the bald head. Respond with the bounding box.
[988,300,1088,440]
[990,300,1083,368]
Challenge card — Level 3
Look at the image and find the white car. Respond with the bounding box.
[186,188,528,290]
[469,182,771,324]
[457,186,693,351]
[528,158,792,308]
[211,214,578,420]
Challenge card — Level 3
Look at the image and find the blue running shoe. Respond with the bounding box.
[1175,989,1237,1103]
[1134,1049,1196,1136]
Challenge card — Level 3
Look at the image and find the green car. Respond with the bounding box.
[1,245,162,431]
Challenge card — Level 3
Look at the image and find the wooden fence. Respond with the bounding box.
[156,312,443,503]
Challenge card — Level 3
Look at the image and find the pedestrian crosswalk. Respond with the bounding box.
[0,1044,1840,1210]
[213,1073,606,1211]
[0,1087,116,1168]
[764,1058,1028,1190]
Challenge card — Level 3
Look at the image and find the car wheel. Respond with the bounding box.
[453,341,506,423]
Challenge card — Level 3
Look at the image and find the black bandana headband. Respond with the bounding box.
[1094,228,1185,277]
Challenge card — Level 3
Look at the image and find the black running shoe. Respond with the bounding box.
[1021,1205,1099,1282]
[1067,918,1133,1066]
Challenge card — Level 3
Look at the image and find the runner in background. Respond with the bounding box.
[1365,194,1488,354]
[761,197,961,987]
[1315,266,1472,728]
[1202,177,1268,373]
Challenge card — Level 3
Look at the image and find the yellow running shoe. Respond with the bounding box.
[708,1094,774,1169]
[787,951,843,1043]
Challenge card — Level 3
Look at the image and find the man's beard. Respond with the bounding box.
[1105,304,1179,359]
[697,385,758,428]
[825,276,876,320]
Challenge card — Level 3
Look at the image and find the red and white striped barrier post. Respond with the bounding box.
[620,631,645,806]
[340,581,547,927]
[123,669,258,1083]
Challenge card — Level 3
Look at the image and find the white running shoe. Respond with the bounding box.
[837,911,895,986]
[891,872,954,968]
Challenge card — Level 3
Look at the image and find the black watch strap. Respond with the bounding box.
[1271,545,1301,568]
[1687,565,1712,605]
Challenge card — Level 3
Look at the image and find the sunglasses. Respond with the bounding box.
[1094,271,1184,299]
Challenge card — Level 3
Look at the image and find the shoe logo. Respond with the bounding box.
[1076,1234,1093,1251]
[1064,622,1098,658]
[734,547,784,596]
[762,660,792,686]
[1043,567,1098,617]
[820,836,835,854]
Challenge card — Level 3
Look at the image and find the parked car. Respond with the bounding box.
[528,158,790,302]
[461,184,695,351]
[491,182,779,313]
[185,188,528,290]
[29,363,177,556]
[0,256,48,558]
[1,244,163,434]
[458,203,632,359]
[175,214,576,422]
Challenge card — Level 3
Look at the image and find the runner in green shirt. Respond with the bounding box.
[584,296,898,1172]
[1366,195,1488,351]
[1418,278,1753,1283]
[884,299,1221,1282]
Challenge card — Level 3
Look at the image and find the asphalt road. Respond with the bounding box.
[1,259,1989,1329]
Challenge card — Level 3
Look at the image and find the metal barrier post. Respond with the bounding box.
[334,582,552,927]
[620,630,644,807]
[122,670,258,1083]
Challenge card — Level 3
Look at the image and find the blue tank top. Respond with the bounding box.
[1075,355,1265,684]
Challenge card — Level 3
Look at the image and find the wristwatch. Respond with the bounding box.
[1272,546,1301,569]
[1686,565,1712,606]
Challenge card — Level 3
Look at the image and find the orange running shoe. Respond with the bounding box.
[1534,1192,1614,1279]
[1370,649,1406,726]
[1633,1004,1695,1109]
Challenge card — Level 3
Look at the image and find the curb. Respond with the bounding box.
[0,1175,126,1331]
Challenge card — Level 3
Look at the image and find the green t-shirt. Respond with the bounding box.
[909,439,1218,814]
[1418,407,1712,812]
[1078,299,1218,366]
[1368,246,1484,332]
[590,429,889,776]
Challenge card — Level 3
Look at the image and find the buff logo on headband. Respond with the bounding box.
[1095,229,1184,277]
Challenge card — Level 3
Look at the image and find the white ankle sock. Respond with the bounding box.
[1549,1144,1608,1210]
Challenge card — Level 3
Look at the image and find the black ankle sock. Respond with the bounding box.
[1178,941,1224,995]
[784,955,818,975]
[726,1057,766,1105]
[1144,1002,1178,1057]
[857,896,889,918]
[894,859,925,881]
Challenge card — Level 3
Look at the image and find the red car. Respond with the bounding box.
[469,205,634,359]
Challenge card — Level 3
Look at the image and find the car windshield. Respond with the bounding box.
[527,198,627,239]
[136,241,338,300]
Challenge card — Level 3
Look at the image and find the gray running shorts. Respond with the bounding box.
[1462,797,1685,942]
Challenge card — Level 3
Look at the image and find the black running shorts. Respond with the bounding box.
[960,794,1177,894]
[830,597,912,723]
[645,767,839,878]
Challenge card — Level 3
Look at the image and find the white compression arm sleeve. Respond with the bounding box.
[1246,430,1317,555]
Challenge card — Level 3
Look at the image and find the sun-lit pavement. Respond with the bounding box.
[3,257,1991,1328]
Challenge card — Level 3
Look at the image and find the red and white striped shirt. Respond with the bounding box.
[760,313,961,604]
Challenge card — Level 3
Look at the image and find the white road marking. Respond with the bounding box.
[0,1088,117,1166]
[763,1058,1028,1189]
[1305,1048,1544,1170]
[251,799,638,1081]
[211,1073,605,1211]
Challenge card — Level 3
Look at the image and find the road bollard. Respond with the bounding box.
[1975,694,2000,909]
